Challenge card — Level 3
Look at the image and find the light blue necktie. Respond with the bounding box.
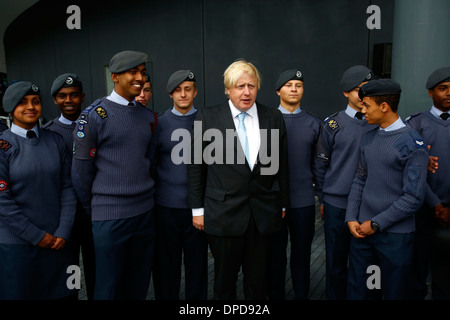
[237,112,250,165]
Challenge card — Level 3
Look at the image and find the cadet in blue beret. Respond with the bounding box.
[152,69,208,300]
[0,81,77,299]
[43,73,95,300]
[135,73,152,107]
[71,50,157,300]
[266,68,321,300]
[346,78,429,300]
[313,65,375,300]
[406,66,450,300]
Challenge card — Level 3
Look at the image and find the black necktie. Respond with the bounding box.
[26,130,37,139]
[355,112,364,120]
[440,113,449,120]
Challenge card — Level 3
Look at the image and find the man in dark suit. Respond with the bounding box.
[187,60,290,300]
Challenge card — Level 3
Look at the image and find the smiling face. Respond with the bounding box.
[53,86,84,121]
[225,72,258,112]
[12,95,42,129]
[429,81,450,112]
[111,63,147,101]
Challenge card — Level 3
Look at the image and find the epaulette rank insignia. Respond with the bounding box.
[96,107,108,119]
[0,139,12,151]
[328,119,339,130]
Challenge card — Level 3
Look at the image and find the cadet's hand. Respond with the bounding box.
[360,220,375,236]
[347,221,366,238]
[435,204,450,225]
[193,215,204,231]
[51,237,67,250]
[282,208,286,219]
[320,204,324,220]
[37,232,56,248]
[427,146,438,173]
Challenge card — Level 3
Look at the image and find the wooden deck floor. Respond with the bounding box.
[77,210,326,301]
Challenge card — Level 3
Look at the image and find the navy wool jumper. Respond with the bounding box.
[407,110,450,206]
[345,125,429,233]
[72,97,157,221]
[282,111,321,208]
[0,128,77,299]
[153,110,197,208]
[314,110,376,209]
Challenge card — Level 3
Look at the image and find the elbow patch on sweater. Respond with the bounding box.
[405,165,422,195]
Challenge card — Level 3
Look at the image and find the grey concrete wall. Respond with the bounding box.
[391,0,450,118]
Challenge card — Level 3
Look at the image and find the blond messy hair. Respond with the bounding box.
[223,59,261,94]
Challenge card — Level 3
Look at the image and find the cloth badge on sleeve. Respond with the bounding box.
[0,139,12,151]
[415,139,425,148]
[89,148,97,157]
[0,180,7,191]
[96,107,108,119]
[328,119,339,130]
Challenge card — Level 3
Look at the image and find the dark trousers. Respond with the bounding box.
[266,205,316,300]
[153,205,208,300]
[409,205,434,299]
[70,202,96,300]
[347,231,414,300]
[323,202,351,300]
[430,222,450,300]
[92,209,155,300]
[207,215,269,300]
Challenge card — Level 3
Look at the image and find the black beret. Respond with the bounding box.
[51,73,83,96]
[109,50,148,73]
[358,79,402,100]
[340,65,374,91]
[426,67,450,89]
[2,81,40,113]
[166,70,196,93]
[275,69,304,91]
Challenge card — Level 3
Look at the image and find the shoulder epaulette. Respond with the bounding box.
[405,112,421,122]
[42,119,54,128]
[323,112,338,122]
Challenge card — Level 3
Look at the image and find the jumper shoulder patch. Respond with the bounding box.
[327,119,339,130]
[0,139,12,151]
[415,139,425,148]
[95,107,108,119]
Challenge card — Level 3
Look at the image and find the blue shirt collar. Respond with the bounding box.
[380,116,405,131]
[171,106,197,116]
[430,105,449,119]
[11,123,39,138]
[58,114,76,125]
[278,105,301,114]
[106,90,134,106]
